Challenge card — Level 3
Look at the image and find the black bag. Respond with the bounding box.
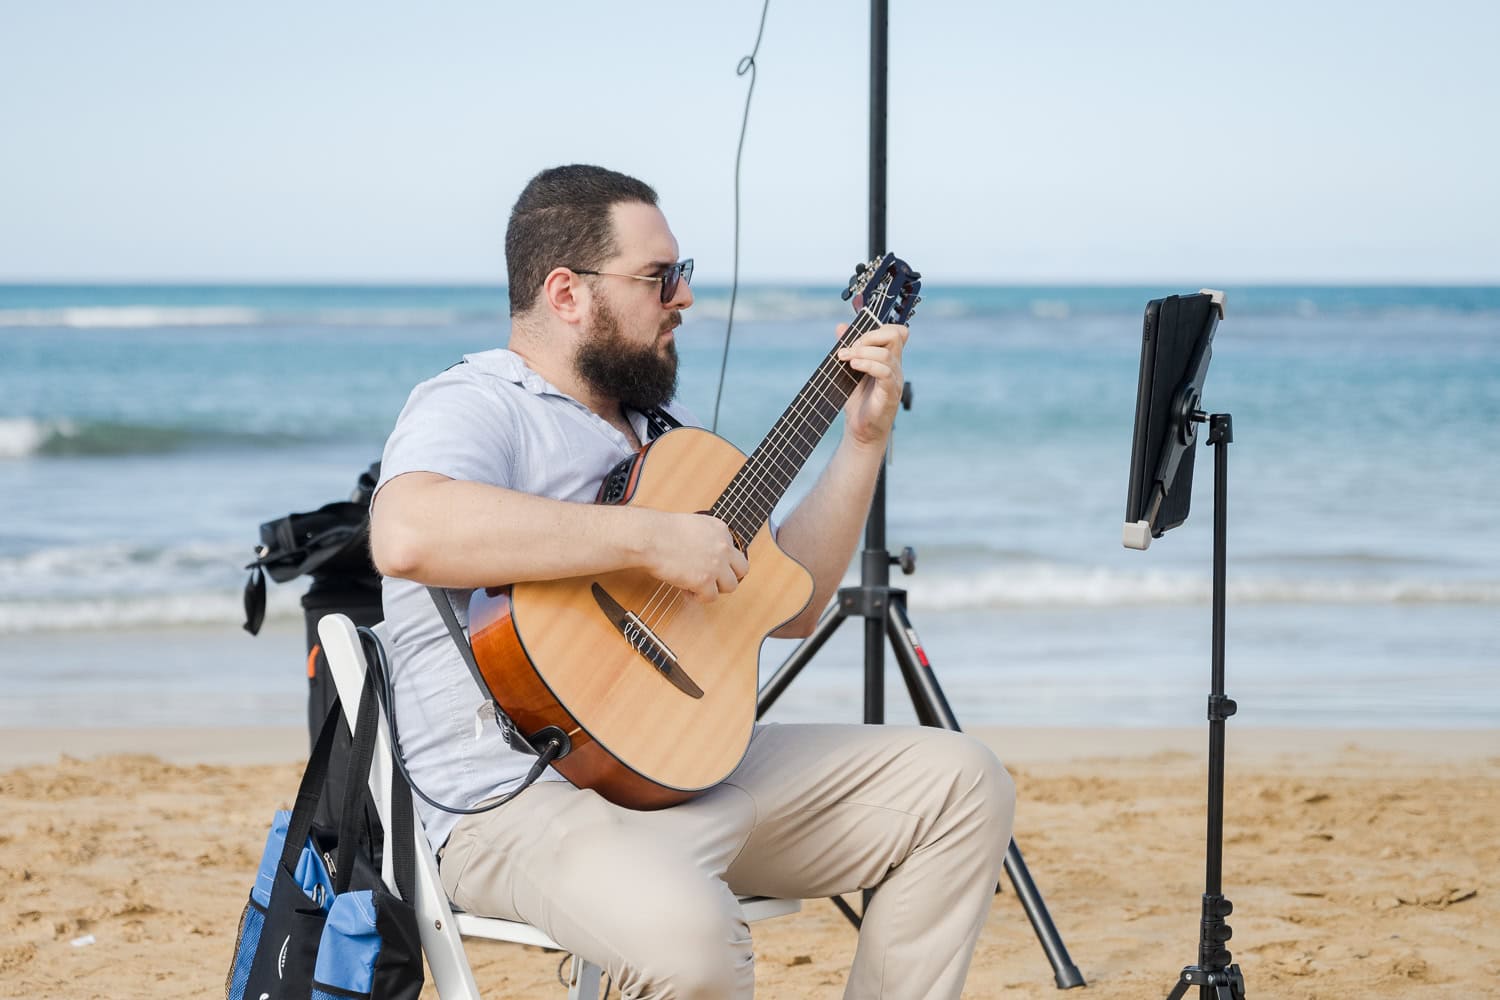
[242,462,384,831]
[243,489,383,640]
[226,675,422,1000]
[242,464,384,744]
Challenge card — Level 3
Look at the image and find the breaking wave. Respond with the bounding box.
[2,547,1494,634]
[0,306,492,329]
[0,418,311,458]
[906,564,1500,610]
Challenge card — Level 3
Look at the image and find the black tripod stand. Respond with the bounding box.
[1163,413,1246,1000]
[751,0,1085,989]
[756,499,1085,990]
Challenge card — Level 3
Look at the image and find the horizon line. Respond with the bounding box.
[2,277,1498,289]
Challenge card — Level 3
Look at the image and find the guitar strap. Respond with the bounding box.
[426,587,547,758]
[639,405,682,440]
[380,603,564,820]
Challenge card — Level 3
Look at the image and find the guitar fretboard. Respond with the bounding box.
[709,304,888,542]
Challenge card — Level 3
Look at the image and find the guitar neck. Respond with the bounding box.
[709,306,887,541]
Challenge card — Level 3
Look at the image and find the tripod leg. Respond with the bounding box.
[884,597,959,728]
[1000,840,1087,990]
[757,602,848,718]
[884,597,1087,990]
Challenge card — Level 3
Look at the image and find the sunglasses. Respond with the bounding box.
[570,258,694,304]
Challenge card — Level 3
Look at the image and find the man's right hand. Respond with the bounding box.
[640,510,749,603]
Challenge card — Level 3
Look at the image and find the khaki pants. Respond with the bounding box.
[438,723,1015,999]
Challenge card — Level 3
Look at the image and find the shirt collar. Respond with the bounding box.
[461,348,566,398]
[462,347,670,448]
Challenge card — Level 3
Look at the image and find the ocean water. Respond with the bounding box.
[1,284,1496,730]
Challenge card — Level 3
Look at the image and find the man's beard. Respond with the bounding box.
[574,298,680,411]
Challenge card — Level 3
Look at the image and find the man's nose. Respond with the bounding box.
[667,276,693,310]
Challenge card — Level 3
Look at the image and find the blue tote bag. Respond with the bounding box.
[227,665,422,1000]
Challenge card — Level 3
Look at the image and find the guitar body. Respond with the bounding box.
[467,427,815,809]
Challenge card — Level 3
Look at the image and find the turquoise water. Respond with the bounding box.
[2,284,1496,728]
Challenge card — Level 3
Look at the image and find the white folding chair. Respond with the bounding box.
[317,613,800,999]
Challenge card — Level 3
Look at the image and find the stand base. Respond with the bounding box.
[1164,963,1246,1000]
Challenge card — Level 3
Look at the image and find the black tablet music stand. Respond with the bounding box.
[754,0,1084,989]
[1123,289,1248,1000]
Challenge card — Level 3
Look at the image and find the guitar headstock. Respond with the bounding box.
[841,252,921,324]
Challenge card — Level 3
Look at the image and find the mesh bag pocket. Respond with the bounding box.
[224,898,266,1000]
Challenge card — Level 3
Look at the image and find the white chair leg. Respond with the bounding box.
[567,954,603,1000]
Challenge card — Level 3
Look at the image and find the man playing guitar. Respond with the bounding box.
[369,164,1014,998]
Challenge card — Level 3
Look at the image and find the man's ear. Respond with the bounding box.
[541,267,589,325]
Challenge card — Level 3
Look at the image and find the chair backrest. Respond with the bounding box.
[317,613,485,1000]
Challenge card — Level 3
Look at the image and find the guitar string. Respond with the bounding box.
[634,307,884,638]
[632,297,891,633]
[630,298,891,631]
[634,292,897,635]
[627,305,882,641]
[714,297,891,536]
[709,297,889,537]
[634,290,900,638]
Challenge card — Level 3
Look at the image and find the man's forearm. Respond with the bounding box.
[772,433,889,636]
[370,473,649,589]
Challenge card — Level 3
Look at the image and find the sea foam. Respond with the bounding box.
[0,306,480,329]
[0,418,61,459]
[907,564,1500,610]
[2,556,1495,634]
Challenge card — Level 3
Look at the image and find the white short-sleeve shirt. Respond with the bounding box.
[376,348,696,851]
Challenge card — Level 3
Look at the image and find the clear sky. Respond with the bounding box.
[1,1,1496,284]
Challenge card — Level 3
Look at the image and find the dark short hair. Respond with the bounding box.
[505,165,659,316]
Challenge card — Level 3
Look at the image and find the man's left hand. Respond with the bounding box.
[835,321,908,449]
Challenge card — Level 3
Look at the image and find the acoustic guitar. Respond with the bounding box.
[467,254,922,808]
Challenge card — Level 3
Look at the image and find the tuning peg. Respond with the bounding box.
[840,287,854,301]
[910,271,921,280]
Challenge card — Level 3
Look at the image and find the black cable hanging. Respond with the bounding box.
[711,0,772,434]
[357,626,562,817]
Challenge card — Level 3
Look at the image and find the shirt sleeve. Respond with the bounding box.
[377,370,522,496]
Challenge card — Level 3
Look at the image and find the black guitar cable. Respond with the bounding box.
[711,0,772,434]
[357,625,563,816]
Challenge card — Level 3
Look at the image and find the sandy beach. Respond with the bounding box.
[1,725,1495,998]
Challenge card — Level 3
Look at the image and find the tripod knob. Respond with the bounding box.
[889,546,916,575]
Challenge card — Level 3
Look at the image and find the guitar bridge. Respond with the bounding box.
[591,583,704,699]
[623,614,681,671]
